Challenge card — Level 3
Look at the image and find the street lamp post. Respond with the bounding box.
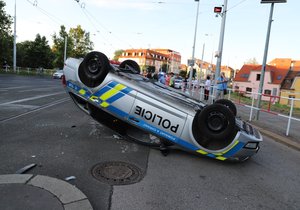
[256,0,287,120]
[188,0,200,89]
[199,43,205,81]
[13,0,17,72]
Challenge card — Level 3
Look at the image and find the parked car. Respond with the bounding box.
[52,70,64,79]
[63,51,262,162]
[174,78,183,89]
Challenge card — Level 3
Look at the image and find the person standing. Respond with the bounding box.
[165,73,171,86]
[158,72,166,84]
[216,72,228,100]
[169,72,175,88]
[204,75,211,101]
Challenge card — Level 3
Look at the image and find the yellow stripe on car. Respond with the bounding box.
[100,101,110,108]
[79,89,86,95]
[196,150,208,155]
[196,140,239,160]
[216,156,227,161]
[100,84,126,101]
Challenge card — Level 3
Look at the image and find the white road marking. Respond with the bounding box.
[0,92,66,106]
[1,104,40,109]
[0,98,70,123]
[0,86,28,90]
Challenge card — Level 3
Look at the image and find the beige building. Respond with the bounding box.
[118,49,181,73]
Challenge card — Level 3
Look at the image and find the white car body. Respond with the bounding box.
[63,51,263,162]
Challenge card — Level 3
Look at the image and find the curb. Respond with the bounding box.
[0,174,93,210]
[253,125,300,151]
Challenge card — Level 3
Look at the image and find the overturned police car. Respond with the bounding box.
[63,51,262,161]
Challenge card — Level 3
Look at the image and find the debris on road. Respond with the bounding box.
[15,163,37,174]
[64,176,76,181]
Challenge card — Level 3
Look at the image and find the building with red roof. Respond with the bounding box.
[233,64,289,101]
[279,70,300,108]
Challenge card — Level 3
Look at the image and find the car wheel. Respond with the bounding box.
[192,103,237,150]
[78,51,110,88]
[119,60,141,74]
[214,99,237,116]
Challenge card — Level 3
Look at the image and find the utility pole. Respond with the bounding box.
[256,3,274,120]
[64,36,67,63]
[13,0,17,72]
[215,0,228,84]
[256,0,287,120]
[188,0,200,88]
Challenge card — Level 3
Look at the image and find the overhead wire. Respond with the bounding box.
[72,0,217,51]
[73,1,117,52]
[227,0,250,12]
[73,0,136,50]
[83,7,135,48]
[25,0,69,27]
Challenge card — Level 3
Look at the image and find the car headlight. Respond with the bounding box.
[244,142,259,149]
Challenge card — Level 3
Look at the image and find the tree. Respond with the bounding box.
[52,25,93,68]
[113,49,124,61]
[30,34,54,68]
[69,25,93,58]
[17,34,54,68]
[179,70,187,78]
[0,0,13,66]
[161,63,168,73]
[16,41,32,67]
[245,57,259,65]
[52,25,73,68]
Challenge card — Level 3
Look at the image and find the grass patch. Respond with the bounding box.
[229,92,300,117]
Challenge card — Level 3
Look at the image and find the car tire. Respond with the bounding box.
[78,51,110,88]
[119,60,141,74]
[192,103,237,150]
[214,99,237,116]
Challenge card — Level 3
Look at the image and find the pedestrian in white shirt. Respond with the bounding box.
[204,75,211,101]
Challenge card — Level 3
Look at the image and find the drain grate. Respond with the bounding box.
[91,161,144,185]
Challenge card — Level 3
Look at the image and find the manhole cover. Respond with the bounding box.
[91,161,144,185]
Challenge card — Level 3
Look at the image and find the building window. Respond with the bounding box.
[246,87,252,93]
[242,74,249,78]
[256,74,261,81]
[264,89,271,95]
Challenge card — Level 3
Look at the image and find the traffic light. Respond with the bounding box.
[214,7,222,13]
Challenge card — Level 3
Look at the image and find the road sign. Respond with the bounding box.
[261,0,287,3]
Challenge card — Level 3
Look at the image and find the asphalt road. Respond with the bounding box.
[0,75,300,210]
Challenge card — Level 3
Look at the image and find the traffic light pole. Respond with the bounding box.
[215,0,228,86]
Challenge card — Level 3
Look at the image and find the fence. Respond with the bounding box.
[1,66,56,77]
[180,83,300,136]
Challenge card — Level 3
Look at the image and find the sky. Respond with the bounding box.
[3,0,299,69]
